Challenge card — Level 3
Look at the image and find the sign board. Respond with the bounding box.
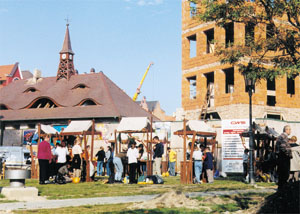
[222,119,250,173]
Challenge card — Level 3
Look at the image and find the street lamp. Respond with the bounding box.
[244,74,256,185]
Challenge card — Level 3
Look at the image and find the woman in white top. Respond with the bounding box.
[72,139,83,178]
[127,142,139,184]
[55,141,69,174]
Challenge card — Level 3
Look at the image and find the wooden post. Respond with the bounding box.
[188,132,196,184]
[91,120,95,162]
[150,116,153,176]
[83,132,90,182]
[29,143,36,179]
[183,119,187,184]
[38,123,41,144]
[114,130,118,155]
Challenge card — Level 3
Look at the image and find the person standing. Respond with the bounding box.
[55,141,69,174]
[95,147,105,176]
[153,136,164,175]
[38,135,52,184]
[193,145,203,184]
[72,139,83,178]
[127,142,139,184]
[276,125,292,190]
[105,146,113,176]
[167,147,177,176]
[203,147,214,183]
[243,149,249,182]
[113,152,126,182]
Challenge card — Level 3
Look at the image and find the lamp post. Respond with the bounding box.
[244,75,256,185]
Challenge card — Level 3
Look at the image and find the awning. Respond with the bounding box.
[41,124,58,135]
[174,120,216,137]
[61,120,93,133]
[117,117,153,133]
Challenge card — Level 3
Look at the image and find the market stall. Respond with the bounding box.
[174,120,217,184]
[115,117,154,176]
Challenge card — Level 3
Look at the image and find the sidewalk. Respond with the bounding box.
[0,188,276,211]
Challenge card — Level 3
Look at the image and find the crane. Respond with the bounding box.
[132,62,154,101]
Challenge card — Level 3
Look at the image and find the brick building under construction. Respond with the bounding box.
[181,0,300,121]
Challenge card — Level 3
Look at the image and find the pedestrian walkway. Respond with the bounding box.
[0,188,276,211]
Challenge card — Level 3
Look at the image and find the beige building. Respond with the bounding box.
[181,0,300,121]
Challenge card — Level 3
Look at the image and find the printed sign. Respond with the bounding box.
[222,119,250,173]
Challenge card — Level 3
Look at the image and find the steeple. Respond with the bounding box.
[60,23,74,55]
[56,23,75,81]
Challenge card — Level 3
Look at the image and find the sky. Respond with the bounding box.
[0,0,182,115]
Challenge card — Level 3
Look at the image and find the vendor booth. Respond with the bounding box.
[115,117,154,176]
[174,120,217,184]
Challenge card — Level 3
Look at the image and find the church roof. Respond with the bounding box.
[0,72,158,121]
[0,63,18,80]
[59,24,74,54]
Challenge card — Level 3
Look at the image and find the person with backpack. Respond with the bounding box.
[153,136,164,176]
[105,146,113,176]
[203,147,214,183]
[95,147,105,176]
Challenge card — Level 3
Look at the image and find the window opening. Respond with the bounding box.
[204,29,214,54]
[187,76,197,100]
[224,68,234,93]
[187,35,197,58]
[190,1,197,18]
[245,23,255,46]
[287,77,295,95]
[225,22,234,47]
[205,72,214,107]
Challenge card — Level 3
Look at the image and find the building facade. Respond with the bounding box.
[181,0,300,121]
[0,62,23,89]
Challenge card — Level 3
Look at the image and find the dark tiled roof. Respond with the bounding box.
[0,72,157,121]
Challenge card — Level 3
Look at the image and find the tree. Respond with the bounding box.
[190,0,300,81]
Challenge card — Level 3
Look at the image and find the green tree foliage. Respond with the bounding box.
[190,0,300,81]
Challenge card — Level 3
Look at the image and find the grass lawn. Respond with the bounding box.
[0,176,275,200]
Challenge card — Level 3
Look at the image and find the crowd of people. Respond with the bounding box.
[242,125,300,187]
[37,135,180,185]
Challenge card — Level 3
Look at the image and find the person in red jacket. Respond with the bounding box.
[38,135,52,184]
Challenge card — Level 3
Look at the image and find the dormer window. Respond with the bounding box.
[24,87,38,93]
[72,84,89,90]
[0,104,9,110]
[77,98,98,106]
[27,97,59,109]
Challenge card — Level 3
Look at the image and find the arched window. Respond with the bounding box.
[28,98,58,109]
[0,104,9,110]
[13,77,20,81]
[72,84,89,90]
[23,87,38,93]
[81,99,97,106]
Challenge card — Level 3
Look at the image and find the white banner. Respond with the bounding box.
[222,119,250,173]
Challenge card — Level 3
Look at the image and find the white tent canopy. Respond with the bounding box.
[41,124,58,135]
[61,120,93,133]
[117,117,153,132]
[175,120,216,135]
[187,120,216,133]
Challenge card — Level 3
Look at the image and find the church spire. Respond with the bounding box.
[60,23,74,55]
[56,23,75,81]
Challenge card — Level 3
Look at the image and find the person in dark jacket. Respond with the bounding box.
[276,125,292,190]
[38,135,52,184]
[203,147,214,183]
[95,147,105,176]
[153,136,164,175]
